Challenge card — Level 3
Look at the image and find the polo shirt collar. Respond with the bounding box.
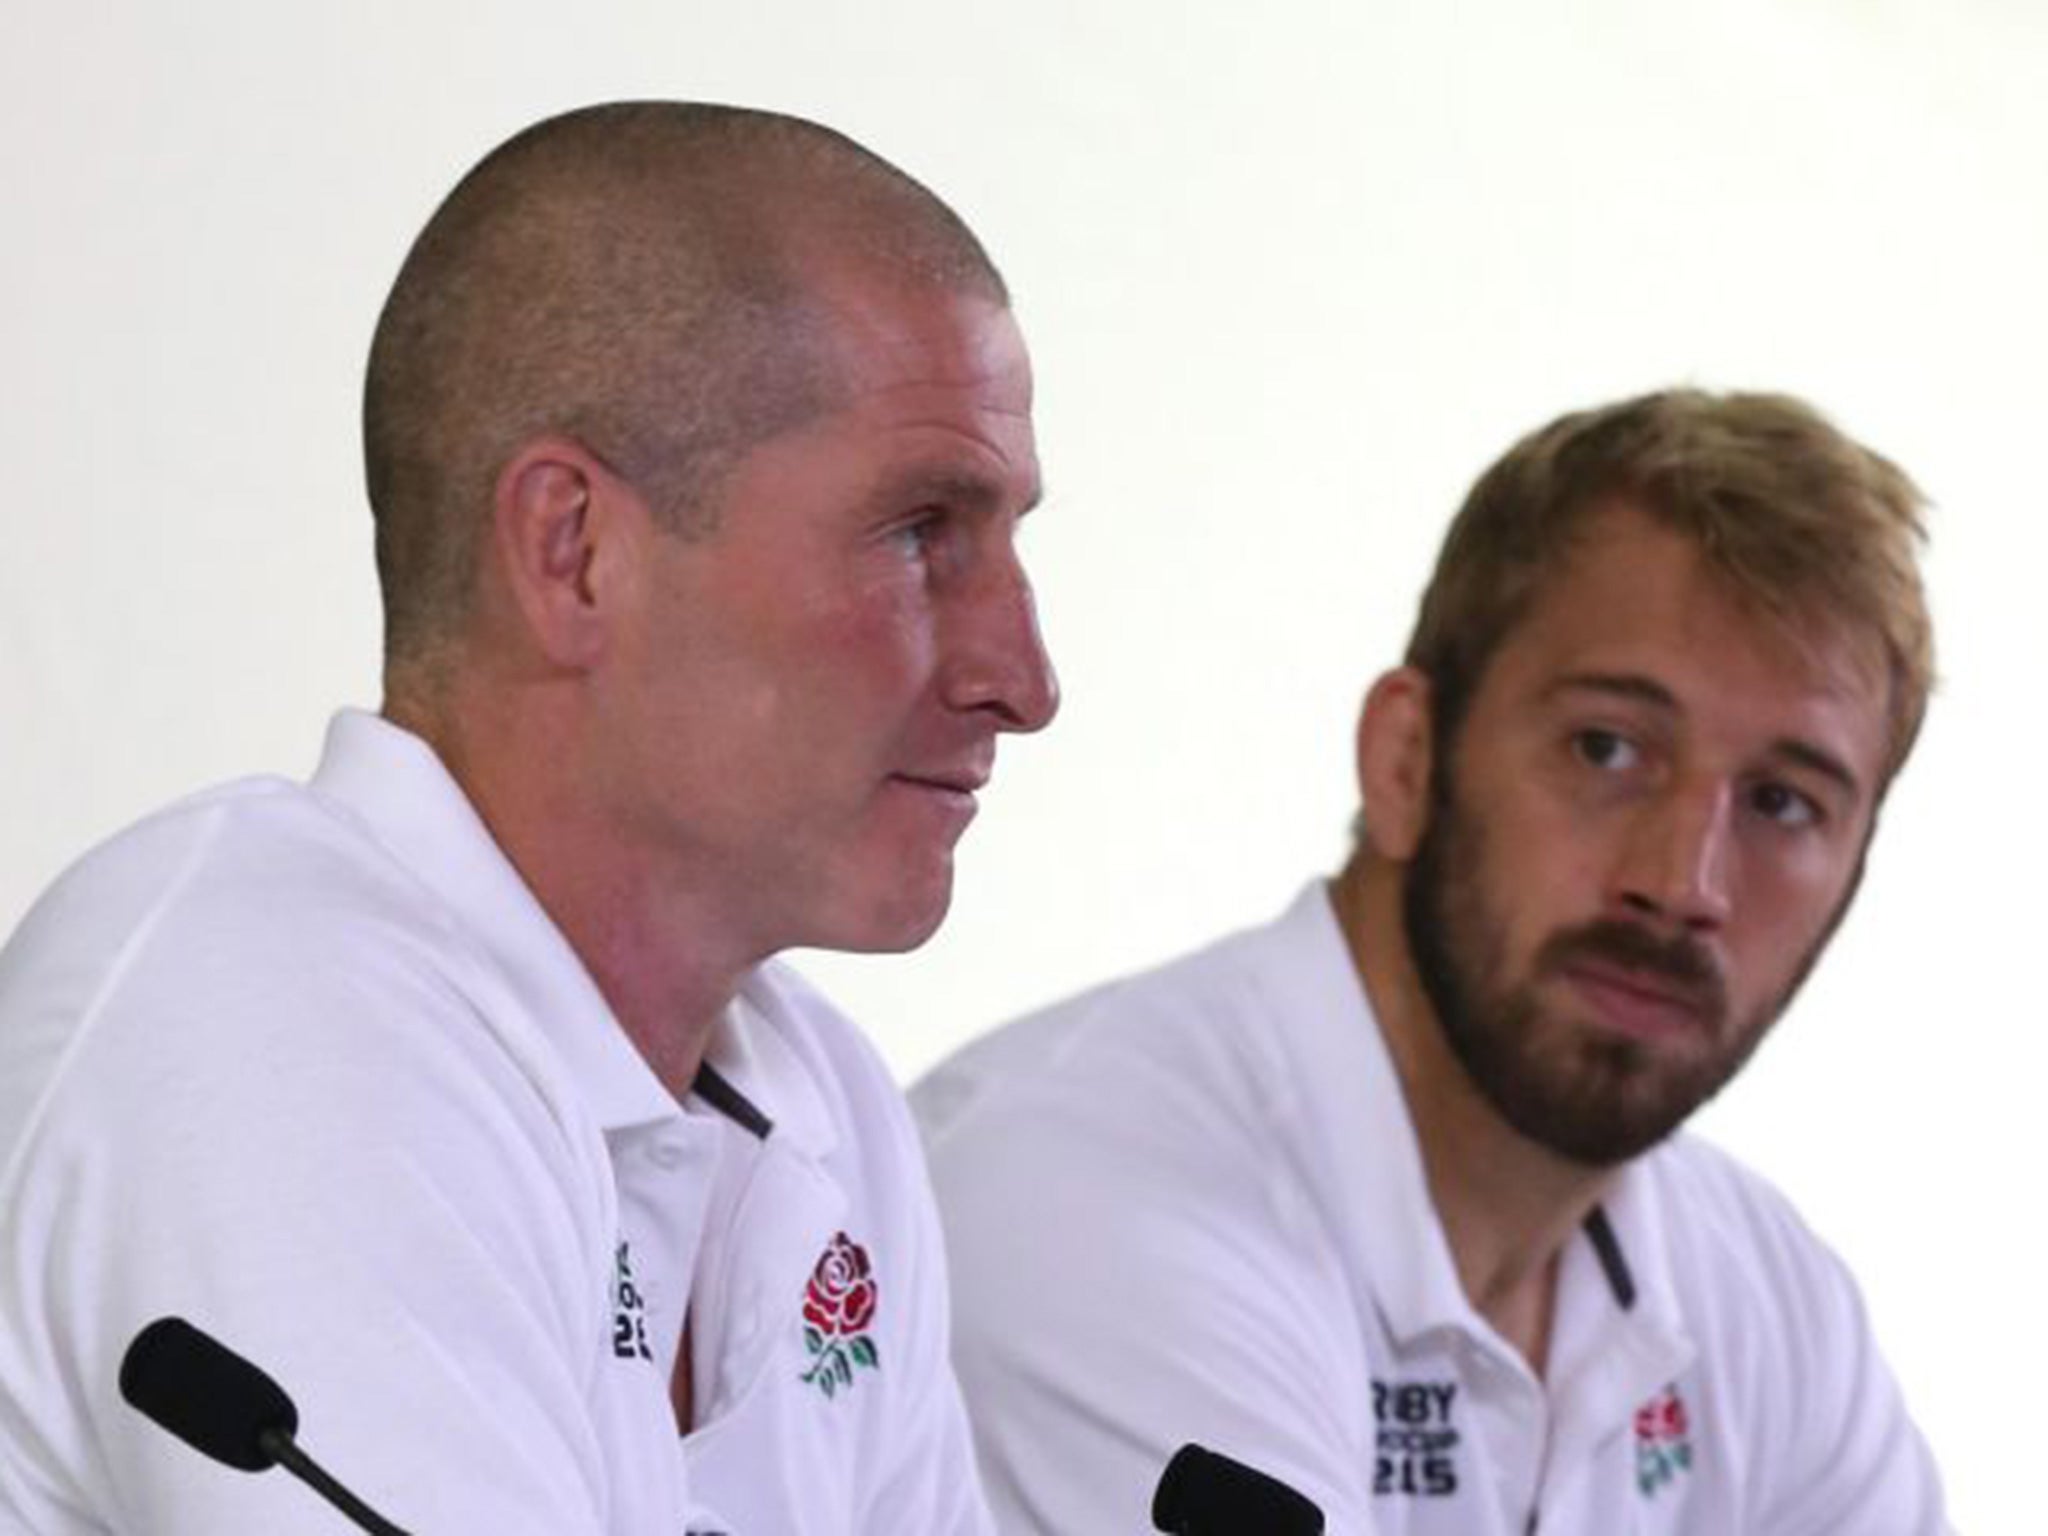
[699,969,840,1162]
[1561,1146,1691,1366]
[310,709,679,1134]
[1266,882,1469,1343]
[1272,882,1691,1374]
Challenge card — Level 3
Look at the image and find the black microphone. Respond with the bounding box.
[119,1317,415,1535]
[1152,1442,1324,1534]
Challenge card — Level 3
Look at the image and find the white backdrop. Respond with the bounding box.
[4,0,2040,1525]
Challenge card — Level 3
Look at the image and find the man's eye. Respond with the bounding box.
[1748,780,1821,829]
[1572,729,1640,772]
[887,511,945,559]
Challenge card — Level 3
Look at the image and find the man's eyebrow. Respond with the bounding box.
[1546,672,1865,801]
[875,465,1043,516]
[1544,672,1678,710]
[1767,738,1863,803]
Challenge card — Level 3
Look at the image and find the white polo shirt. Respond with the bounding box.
[915,884,1947,1535]
[0,710,989,1535]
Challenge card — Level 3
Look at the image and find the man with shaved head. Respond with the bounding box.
[0,102,1053,1534]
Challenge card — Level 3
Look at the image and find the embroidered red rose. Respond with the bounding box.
[804,1232,878,1337]
[1633,1384,1694,1496]
[1635,1387,1689,1444]
[1659,1393,1688,1440]
[800,1231,881,1399]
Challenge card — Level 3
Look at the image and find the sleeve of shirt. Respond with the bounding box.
[0,884,643,1534]
[919,1022,1384,1536]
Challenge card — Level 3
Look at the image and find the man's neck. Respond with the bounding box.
[1330,862,1616,1379]
[387,685,751,1103]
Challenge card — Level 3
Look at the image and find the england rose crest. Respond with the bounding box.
[800,1231,880,1399]
[1634,1384,1693,1496]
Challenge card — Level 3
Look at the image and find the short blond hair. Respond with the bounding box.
[1405,388,1933,785]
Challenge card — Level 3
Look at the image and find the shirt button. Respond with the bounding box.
[649,1143,685,1172]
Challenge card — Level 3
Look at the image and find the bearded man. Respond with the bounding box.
[916,389,1946,1533]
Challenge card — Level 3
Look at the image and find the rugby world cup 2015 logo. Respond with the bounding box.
[1634,1384,1694,1496]
[799,1231,880,1400]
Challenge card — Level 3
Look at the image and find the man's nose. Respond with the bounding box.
[1610,780,1735,932]
[942,543,1059,734]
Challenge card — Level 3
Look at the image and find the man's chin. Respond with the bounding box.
[820,872,955,956]
[846,912,947,955]
[1485,1058,1711,1168]
[1518,1105,1687,1171]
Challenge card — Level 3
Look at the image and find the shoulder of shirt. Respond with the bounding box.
[1632,1130,1865,1315]
[912,914,1292,1154]
[1638,1132,1826,1245]
[1,773,570,1150]
[18,769,466,952]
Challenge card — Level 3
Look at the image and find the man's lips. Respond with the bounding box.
[1556,958,1716,1042]
[891,767,989,796]
[887,772,983,841]
[887,766,991,822]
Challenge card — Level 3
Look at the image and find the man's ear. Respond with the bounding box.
[489,437,639,669]
[1356,667,1436,862]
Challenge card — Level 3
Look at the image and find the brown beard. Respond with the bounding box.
[1399,759,1844,1168]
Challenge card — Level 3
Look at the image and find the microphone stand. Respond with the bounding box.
[254,1427,414,1536]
